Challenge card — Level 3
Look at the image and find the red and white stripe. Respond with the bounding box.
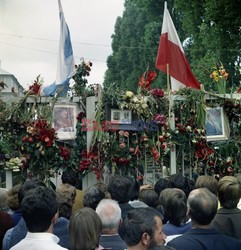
[155,2,201,91]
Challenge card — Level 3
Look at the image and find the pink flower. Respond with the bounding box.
[119,143,126,149]
[124,131,129,137]
[129,148,135,153]
[119,131,125,136]
[153,114,166,125]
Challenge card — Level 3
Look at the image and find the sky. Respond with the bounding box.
[0,0,125,90]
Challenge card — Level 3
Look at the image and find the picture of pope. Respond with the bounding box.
[205,108,223,136]
[54,108,74,132]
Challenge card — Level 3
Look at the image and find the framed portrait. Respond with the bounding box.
[111,109,132,124]
[53,104,77,140]
[206,107,229,141]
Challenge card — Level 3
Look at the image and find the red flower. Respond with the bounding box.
[29,82,41,95]
[138,71,157,90]
[152,147,160,161]
[59,146,70,160]
[153,114,166,125]
[77,112,86,121]
[150,88,164,98]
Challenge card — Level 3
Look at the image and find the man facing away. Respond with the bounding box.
[96,199,127,250]
[10,186,67,250]
[124,207,167,250]
[167,188,241,250]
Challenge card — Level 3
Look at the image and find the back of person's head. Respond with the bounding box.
[139,189,159,208]
[107,176,132,203]
[18,178,46,206]
[124,207,164,247]
[83,186,105,210]
[128,177,140,201]
[154,178,169,197]
[168,174,194,197]
[217,176,241,209]
[159,188,187,226]
[21,186,58,232]
[195,175,218,195]
[69,207,102,250]
[61,169,78,187]
[56,183,76,219]
[7,184,21,211]
[94,181,110,199]
[96,199,121,232]
[0,188,9,211]
[187,188,217,225]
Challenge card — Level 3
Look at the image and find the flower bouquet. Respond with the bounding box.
[210,63,228,94]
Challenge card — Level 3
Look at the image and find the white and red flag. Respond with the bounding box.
[155,2,201,91]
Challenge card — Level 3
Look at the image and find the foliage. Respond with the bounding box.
[104,0,241,92]
[72,60,92,96]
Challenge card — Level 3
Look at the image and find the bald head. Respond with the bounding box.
[188,188,217,225]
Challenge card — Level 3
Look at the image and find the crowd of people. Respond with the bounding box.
[0,170,241,250]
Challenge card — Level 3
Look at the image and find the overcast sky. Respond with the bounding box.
[0,0,125,89]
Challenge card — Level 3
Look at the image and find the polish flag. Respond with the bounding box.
[155,2,201,91]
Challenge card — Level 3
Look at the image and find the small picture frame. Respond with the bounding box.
[206,107,229,141]
[53,103,77,140]
[111,109,132,124]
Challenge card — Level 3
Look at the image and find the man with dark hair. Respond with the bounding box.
[3,179,69,250]
[159,188,191,241]
[167,188,241,250]
[211,176,241,240]
[10,186,66,250]
[168,174,194,197]
[124,207,166,250]
[154,178,168,197]
[108,176,134,239]
[128,178,148,209]
[108,176,132,204]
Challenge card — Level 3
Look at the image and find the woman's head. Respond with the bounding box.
[69,207,102,250]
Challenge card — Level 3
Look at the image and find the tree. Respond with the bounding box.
[104,0,241,92]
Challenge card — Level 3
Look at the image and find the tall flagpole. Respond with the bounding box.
[167,59,177,176]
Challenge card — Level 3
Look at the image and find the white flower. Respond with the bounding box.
[186,126,192,132]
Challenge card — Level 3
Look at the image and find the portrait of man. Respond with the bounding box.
[205,108,223,136]
[113,111,120,121]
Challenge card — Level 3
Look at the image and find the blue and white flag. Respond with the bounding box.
[43,0,75,97]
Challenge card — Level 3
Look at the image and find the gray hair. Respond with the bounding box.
[187,188,217,225]
[96,199,121,230]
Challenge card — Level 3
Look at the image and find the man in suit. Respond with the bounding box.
[96,199,127,250]
[167,188,241,250]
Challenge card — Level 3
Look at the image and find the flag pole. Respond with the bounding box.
[166,63,172,126]
[166,63,177,175]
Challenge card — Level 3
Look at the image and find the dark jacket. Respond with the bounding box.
[167,228,241,250]
[99,234,127,250]
[211,207,241,240]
